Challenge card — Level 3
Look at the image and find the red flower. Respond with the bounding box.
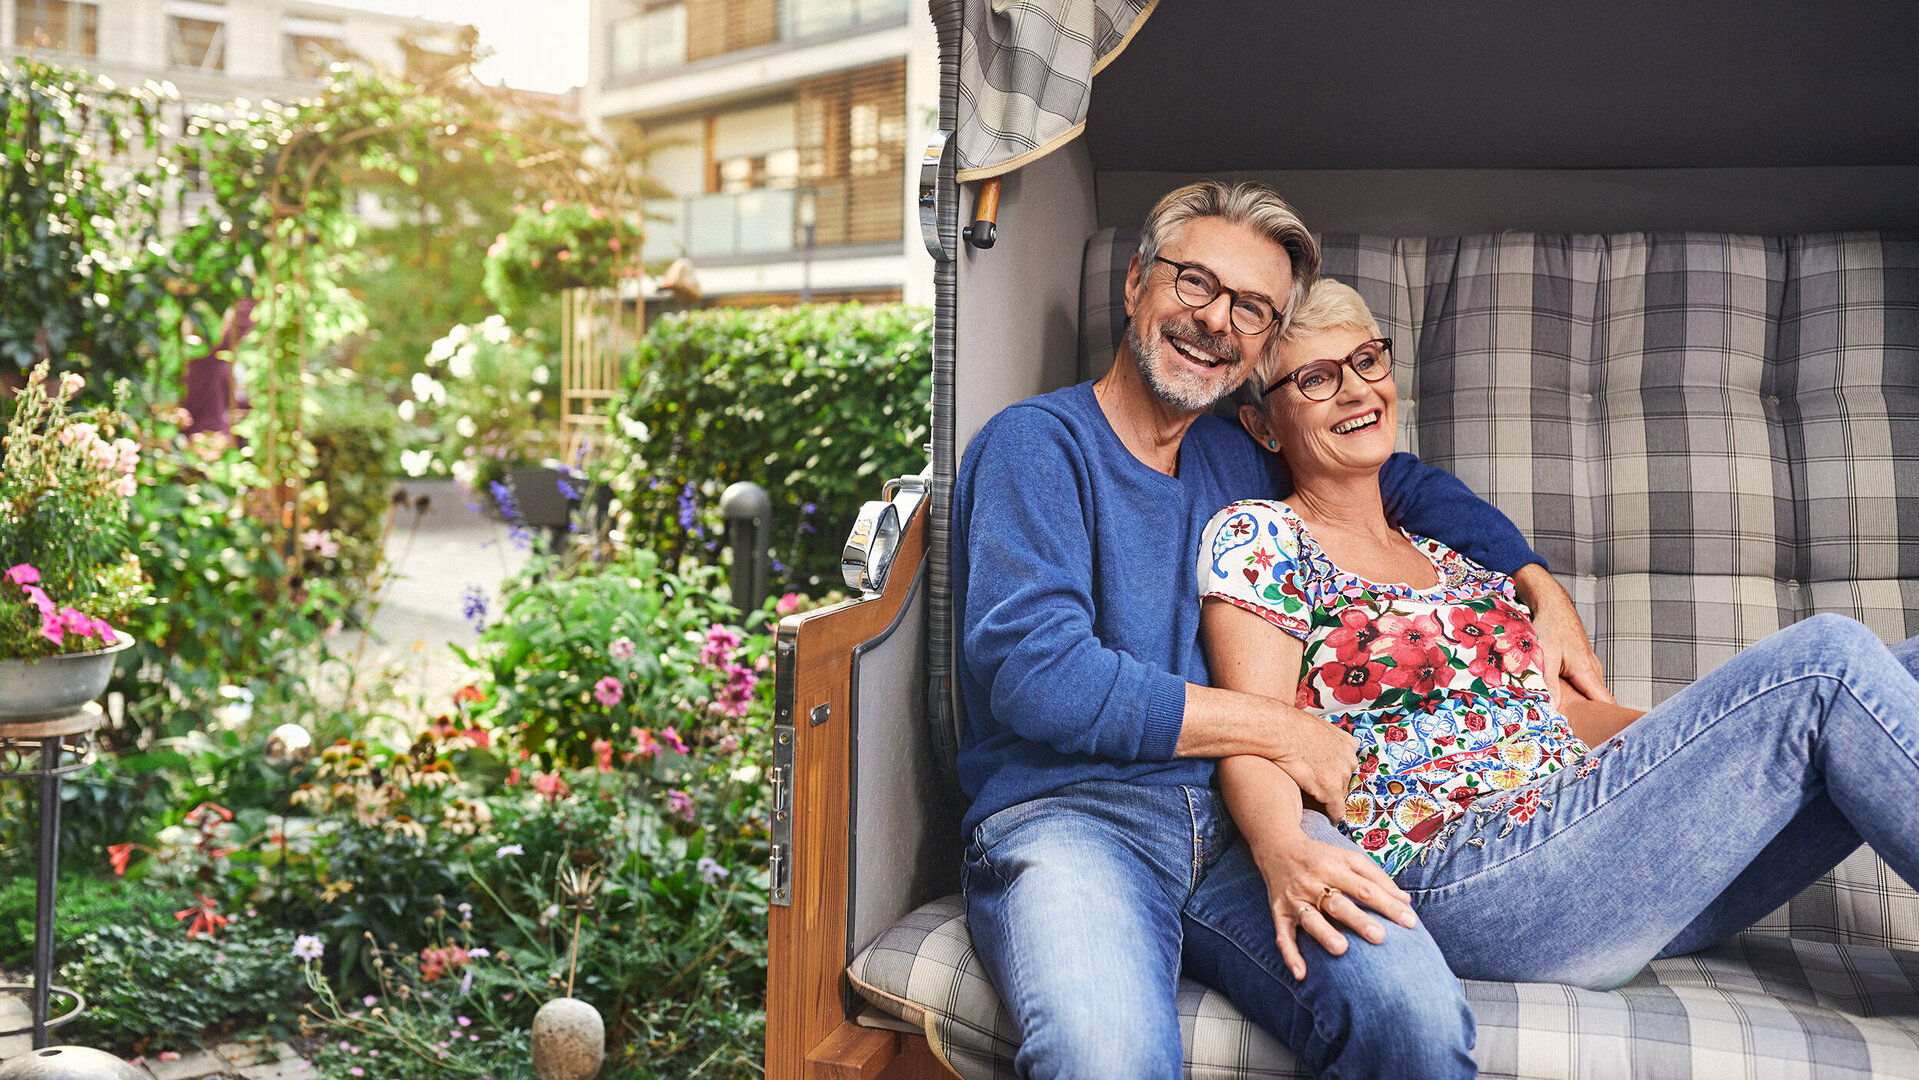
[1507,788,1542,824]
[1382,642,1454,696]
[592,738,614,774]
[1325,608,1384,663]
[505,767,521,787]
[1381,724,1410,743]
[1463,713,1488,732]
[108,843,135,877]
[1362,828,1390,851]
[1493,625,1542,679]
[1252,546,1277,571]
[174,895,229,939]
[1316,656,1387,707]
[461,727,490,749]
[453,685,486,704]
[1375,611,1445,652]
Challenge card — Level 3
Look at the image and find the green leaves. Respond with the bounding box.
[604,304,932,588]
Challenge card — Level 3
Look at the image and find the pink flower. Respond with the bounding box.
[624,727,660,762]
[592,738,614,773]
[608,636,636,660]
[531,773,571,801]
[487,234,508,258]
[300,529,340,559]
[701,624,742,667]
[593,676,623,707]
[775,592,802,617]
[4,564,39,586]
[38,612,63,646]
[113,475,137,498]
[660,726,689,755]
[21,584,54,615]
[665,788,695,822]
[58,372,84,396]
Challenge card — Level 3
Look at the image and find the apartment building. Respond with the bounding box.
[583,0,937,306]
[2,0,463,105]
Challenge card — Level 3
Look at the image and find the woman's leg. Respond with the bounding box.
[1394,613,1919,988]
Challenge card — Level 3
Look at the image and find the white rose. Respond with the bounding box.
[455,416,478,438]
[731,764,761,783]
[451,459,478,487]
[426,336,456,366]
[527,390,542,404]
[531,365,550,384]
[619,416,650,442]
[400,449,433,477]
[397,399,417,423]
[410,372,445,405]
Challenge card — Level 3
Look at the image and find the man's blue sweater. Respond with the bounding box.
[953,381,1542,836]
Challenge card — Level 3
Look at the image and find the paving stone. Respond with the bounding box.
[0,994,32,1061]
[215,1043,268,1068]
[145,1049,228,1080]
[237,1056,311,1080]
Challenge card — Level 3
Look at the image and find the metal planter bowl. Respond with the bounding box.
[0,632,134,722]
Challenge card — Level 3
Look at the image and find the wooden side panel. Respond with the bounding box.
[767,510,928,1080]
[878,1035,959,1080]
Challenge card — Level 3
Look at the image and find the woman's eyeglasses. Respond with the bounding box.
[1262,338,1394,401]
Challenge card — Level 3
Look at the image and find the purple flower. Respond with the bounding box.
[660,726,689,755]
[677,481,705,539]
[666,788,695,822]
[460,585,488,630]
[696,856,730,883]
[701,624,742,667]
[555,477,581,501]
[490,480,522,522]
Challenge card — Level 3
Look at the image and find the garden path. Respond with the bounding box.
[326,478,530,716]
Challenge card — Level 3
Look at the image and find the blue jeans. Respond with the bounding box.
[964,780,1475,1080]
[1396,614,1919,989]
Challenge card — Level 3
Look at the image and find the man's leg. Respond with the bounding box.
[1181,812,1477,1080]
[964,782,1196,1080]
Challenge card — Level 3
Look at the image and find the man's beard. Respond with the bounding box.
[1123,316,1244,412]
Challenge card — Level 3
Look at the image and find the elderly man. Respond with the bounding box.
[952,180,1609,1079]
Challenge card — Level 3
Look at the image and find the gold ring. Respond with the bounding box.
[1316,886,1343,913]
[1297,903,1315,921]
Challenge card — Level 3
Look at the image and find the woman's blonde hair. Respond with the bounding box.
[1238,279,1384,404]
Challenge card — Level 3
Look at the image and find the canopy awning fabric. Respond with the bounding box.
[950,0,1156,182]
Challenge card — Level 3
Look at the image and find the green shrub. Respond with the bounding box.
[59,907,309,1053]
[305,370,402,592]
[0,872,172,968]
[605,304,930,589]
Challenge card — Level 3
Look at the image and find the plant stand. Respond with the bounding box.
[0,705,98,1048]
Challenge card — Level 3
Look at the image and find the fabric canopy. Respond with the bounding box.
[950,0,1157,182]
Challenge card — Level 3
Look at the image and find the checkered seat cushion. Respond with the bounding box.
[851,885,1919,1080]
[846,228,1919,1078]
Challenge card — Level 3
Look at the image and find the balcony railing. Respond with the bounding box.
[607,0,907,82]
[644,181,904,262]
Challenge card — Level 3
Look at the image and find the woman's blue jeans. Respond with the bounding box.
[1396,614,1919,990]
[964,780,1476,1080]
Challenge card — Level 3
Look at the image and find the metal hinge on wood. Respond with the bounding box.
[769,722,794,905]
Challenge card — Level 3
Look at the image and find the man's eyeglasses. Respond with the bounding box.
[1151,256,1280,336]
[1262,338,1394,401]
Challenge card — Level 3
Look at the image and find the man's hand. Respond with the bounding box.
[1272,719,1359,815]
[1511,564,1614,705]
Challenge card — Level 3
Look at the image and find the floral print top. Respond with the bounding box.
[1198,500,1587,874]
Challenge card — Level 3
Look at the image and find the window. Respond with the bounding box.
[169,16,227,71]
[285,34,345,79]
[14,0,99,56]
[610,2,686,77]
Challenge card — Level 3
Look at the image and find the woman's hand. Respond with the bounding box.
[1252,826,1420,981]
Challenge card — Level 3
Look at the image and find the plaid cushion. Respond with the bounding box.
[850,895,1919,1080]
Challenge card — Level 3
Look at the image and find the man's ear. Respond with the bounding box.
[1123,253,1144,318]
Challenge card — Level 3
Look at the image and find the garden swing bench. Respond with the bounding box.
[769,2,1919,1077]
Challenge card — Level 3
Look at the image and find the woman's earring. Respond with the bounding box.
[1266,439,1279,451]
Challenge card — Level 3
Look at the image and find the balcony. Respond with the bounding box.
[643,181,902,263]
[606,0,908,84]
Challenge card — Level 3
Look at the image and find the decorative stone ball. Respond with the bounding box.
[0,1046,147,1080]
[530,997,605,1080]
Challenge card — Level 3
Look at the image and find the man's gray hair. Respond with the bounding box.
[1135,180,1321,336]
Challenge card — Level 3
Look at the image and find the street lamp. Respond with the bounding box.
[796,188,818,303]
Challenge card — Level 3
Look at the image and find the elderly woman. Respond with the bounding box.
[1197,279,1919,988]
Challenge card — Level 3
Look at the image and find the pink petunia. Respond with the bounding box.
[21,585,54,614]
[4,564,40,586]
[660,726,689,756]
[593,676,623,708]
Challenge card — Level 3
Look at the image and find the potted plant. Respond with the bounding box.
[0,363,147,718]
[481,200,643,318]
